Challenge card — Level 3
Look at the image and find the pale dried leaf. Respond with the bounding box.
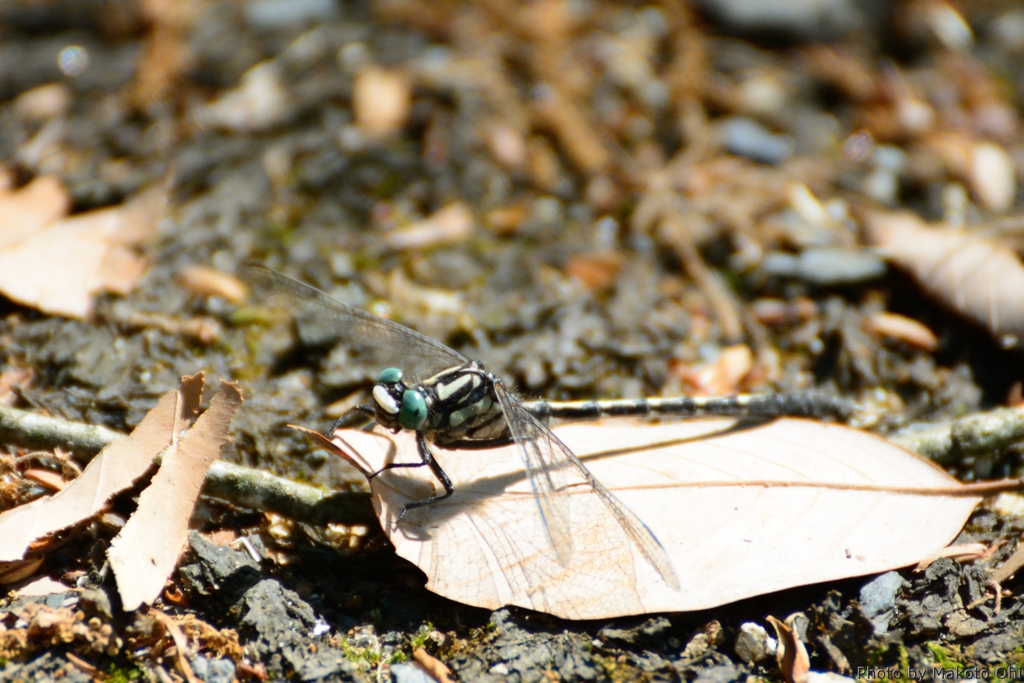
[109,381,243,611]
[0,185,163,319]
[353,67,411,138]
[0,373,204,562]
[383,202,475,249]
[326,418,980,619]
[15,576,72,597]
[0,176,70,250]
[866,211,1024,347]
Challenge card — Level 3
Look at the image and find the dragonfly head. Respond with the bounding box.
[372,367,428,431]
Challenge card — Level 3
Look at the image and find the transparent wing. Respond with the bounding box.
[492,382,680,590]
[242,264,468,380]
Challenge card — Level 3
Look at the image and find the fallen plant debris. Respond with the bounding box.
[0,179,164,319]
[312,418,1021,619]
[5,0,1024,678]
[0,373,243,609]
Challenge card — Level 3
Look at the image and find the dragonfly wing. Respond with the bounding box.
[492,383,574,566]
[494,383,680,590]
[242,265,468,379]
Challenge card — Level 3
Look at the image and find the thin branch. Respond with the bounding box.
[0,404,374,526]
[890,406,1024,464]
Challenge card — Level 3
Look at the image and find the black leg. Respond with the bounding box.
[330,403,375,433]
[368,431,454,523]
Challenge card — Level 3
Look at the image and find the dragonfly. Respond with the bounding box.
[243,265,854,591]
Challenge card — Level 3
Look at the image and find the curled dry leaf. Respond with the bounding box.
[109,380,243,611]
[319,418,980,619]
[0,373,204,563]
[766,615,811,683]
[0,183,164,319]
[865,211,1024,348]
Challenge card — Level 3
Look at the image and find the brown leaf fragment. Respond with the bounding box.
[178,265,246,303]
[64,652,98,677]
[22,468,66,492]
[413,648,455,683]
[383,202,475,250]
[109,380,243,611]
[150,609,201,683]
[0,557,44,584]
[766,615,810,683]
[864,312,939,351]
[913,542,990,571]
[0,176,70,251]
[0,372,205,562]
[865,211,1024,348]
[0,185,164,319]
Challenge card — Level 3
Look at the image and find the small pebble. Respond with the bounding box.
[923,1,973,51]
[245,0,338,29]
[719,117,793,164]
[859,571,906,634]
[391,662,434,683]
[761,247,886,285]
[735,622,776,663]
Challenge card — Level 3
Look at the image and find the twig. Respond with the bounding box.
[890,406,1024,464]
[0,404,124,458]
[0,404,374,526]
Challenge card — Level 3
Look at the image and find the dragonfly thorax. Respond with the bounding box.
[371,362,508,442]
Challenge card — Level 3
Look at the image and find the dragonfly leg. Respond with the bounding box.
[372,431,454,523]
[330,403,376,433]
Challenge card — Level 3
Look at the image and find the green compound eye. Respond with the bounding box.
[377,367,403,384]
[399,389,428,430]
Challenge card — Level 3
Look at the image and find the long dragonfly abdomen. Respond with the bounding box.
[525,392,855,422]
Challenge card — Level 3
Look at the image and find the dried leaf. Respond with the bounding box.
[412,648,455,683]
[767,615,811,683]
[913,542,989,571]
[353,67,411,139]
[0,184,164,319]
[16,576,71,597]
[109,381,243,611]
[0,557,44,584]
[0,373,204,562]
[866,211,1024,348]
[383,202,475,250]
[323,418,980,619]
[864,312,938,352]
[0,176,70,250]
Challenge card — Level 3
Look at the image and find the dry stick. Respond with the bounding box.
[659,209,745,341]
[0,404,373,526]
[4,403,1024,525]
[890,406,1024,464]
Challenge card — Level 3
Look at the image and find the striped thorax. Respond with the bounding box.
[372,361,508,443]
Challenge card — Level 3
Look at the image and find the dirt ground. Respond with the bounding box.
[3,0,1024,681]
